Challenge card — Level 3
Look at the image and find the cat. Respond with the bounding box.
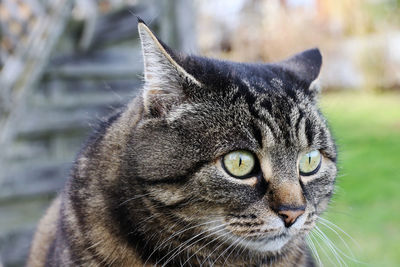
[27,19,337,267]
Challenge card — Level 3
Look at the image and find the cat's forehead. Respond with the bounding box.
[182,55,297,92]
[173,82,324,149]
[188,59,314,115]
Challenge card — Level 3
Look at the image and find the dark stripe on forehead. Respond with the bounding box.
[294,109,304,134]
[262,118,279,140]
[232,81,259,116]
[260,98,272,113]
[232,85,281,140]
[250,122,263,147]
[305,118,315,146]
[318,127,328,145]
[285,113,292,128]
[242,91,259,118]
[285,87,298,101]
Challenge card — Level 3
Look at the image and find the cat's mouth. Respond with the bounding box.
[239,232,291,252]
[253,232,288,243]
[220,226,292,253]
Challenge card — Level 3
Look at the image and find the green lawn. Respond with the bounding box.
[312,91,400,266]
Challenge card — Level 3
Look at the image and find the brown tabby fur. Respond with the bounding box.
[27,21,337,266]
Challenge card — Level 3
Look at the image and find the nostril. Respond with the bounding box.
[277,208,305,228]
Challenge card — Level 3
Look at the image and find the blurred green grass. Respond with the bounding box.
[313,91,400,266]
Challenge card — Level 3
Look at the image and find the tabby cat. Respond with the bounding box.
[27,20,337,266]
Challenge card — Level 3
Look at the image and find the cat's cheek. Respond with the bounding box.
[316,197,331,213]
[193,166,256,207]
[300,159,336,212]
[144,185,191,207]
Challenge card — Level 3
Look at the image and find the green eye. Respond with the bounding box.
[299,150,322,176]
[222,150,256,178]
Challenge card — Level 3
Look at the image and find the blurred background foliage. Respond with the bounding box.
[0,0,399,266]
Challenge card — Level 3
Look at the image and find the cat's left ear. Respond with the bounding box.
[278,48,322,92]
[137,20,201,117]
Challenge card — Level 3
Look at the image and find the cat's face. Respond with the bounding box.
[118,22,337,263]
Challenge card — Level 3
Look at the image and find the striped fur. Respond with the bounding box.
[27,22,336,266]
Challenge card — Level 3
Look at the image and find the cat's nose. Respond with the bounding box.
[267,180,306,227]
[276,207,305,228]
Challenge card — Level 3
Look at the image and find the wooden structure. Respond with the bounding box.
[0,0,196,266]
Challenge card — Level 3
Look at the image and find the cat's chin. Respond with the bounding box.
[241,233,291,253]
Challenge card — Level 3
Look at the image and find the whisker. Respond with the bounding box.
[235,236,250,258]
[200,231,231,265]
[317,220,356,260]
[144,219,221,265]
[222,236,244,265]
[160,226,227,267]
[318,217,360,248]
[118,193,153,206]
[315,225,364,265]
[180,227,230,266]
[311,231,337,266]
[306,234,323,267]
[145,217,183,249]
[314,227,346,267]
[212,235,242,265]
[158,222,226,266]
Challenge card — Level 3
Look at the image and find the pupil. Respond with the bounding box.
[239,157,242,167]
[308,156,311,164]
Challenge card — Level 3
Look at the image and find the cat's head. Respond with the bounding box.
[116,21,337,263]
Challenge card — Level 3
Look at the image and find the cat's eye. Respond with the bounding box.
[222,150,256,178]
[299,150,322,176]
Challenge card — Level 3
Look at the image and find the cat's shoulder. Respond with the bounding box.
[27,197,61,267]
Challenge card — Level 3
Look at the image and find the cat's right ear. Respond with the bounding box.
[277,48,322,95]
[137,20,201,117]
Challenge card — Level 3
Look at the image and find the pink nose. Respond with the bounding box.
[277,208,305,227]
